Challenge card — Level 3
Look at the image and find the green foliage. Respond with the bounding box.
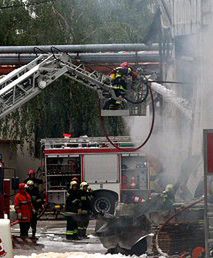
[0,0,155,155]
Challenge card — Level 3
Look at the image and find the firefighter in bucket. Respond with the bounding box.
[103,62,138,110]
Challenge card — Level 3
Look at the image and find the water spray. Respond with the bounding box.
[150,82,192,120]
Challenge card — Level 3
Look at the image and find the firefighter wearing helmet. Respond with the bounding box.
[65,181,81,240]
[24,168,43,188]
[103,62,138,110]
[78,181,92,238]
[162,184,175,208]
[26,180,44,239]
[14,183,33,237]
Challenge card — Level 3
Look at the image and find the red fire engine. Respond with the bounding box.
[41,135,150,214]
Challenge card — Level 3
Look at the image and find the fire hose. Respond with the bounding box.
[124,79,149,104]
[99,81,155,152]
[155,197,204,257]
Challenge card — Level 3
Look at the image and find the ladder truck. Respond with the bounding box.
[0,45,192,217]
[0,47,155,218]
[0,45,201,257]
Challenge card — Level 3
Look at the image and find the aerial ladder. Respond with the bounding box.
[0,53,149,119]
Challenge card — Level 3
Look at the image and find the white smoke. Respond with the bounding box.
[128,15,213,198]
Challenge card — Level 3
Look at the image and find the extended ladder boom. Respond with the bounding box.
[0,53,191,119]
[0,54,114,119]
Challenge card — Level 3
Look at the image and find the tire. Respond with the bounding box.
[92,190,118,215]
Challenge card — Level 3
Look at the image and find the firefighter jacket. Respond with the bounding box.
[14,191,33,222]
[78,190,92,214]
[26,186,43,212]
[110,67,136,91]
[65,189,80,213]
[110,67,133,80]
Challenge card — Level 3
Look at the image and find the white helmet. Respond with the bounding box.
[26,180,34,186]
[70,181,78,188]
[80,181,88,189]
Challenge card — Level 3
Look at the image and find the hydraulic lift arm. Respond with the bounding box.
[0,53,147,119]
[0,52,191,119]
[0,54,110,119]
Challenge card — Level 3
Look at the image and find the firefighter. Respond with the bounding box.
[162,184,175,208]
[65,181,80,240]
[103,62,137,110]
[78,181,92,238]
[26,180,43,239]
[14,183,33,238]
[66,177,80,191]
[24,168,43,187]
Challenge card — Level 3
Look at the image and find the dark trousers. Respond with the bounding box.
[31,212,37,237]
[66,216,78,240]
[103,89,126,110]
[19,222,30,237]
[78,215,89,237]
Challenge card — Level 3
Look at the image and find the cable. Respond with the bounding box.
[99,81,155,152]
[0,0,57,10]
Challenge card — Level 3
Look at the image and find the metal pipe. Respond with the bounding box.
[0,43,163,54]
[0,52,160,65]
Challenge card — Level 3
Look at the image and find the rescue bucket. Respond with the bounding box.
[0,217,13,258]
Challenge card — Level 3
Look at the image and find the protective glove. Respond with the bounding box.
[17,213,22,220]
[81,210,88,215]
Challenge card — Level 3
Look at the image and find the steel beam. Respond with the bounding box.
[0,43,163,54]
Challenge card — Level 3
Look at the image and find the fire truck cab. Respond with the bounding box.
[41,136,150,214]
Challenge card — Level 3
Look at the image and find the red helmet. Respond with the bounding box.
[120,62,129,68]
[19,183,26,190]
[28,169,36,176]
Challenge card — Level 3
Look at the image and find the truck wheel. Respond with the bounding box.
[93,191,118,215]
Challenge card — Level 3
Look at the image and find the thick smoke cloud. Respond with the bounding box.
[126,23,213,199]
